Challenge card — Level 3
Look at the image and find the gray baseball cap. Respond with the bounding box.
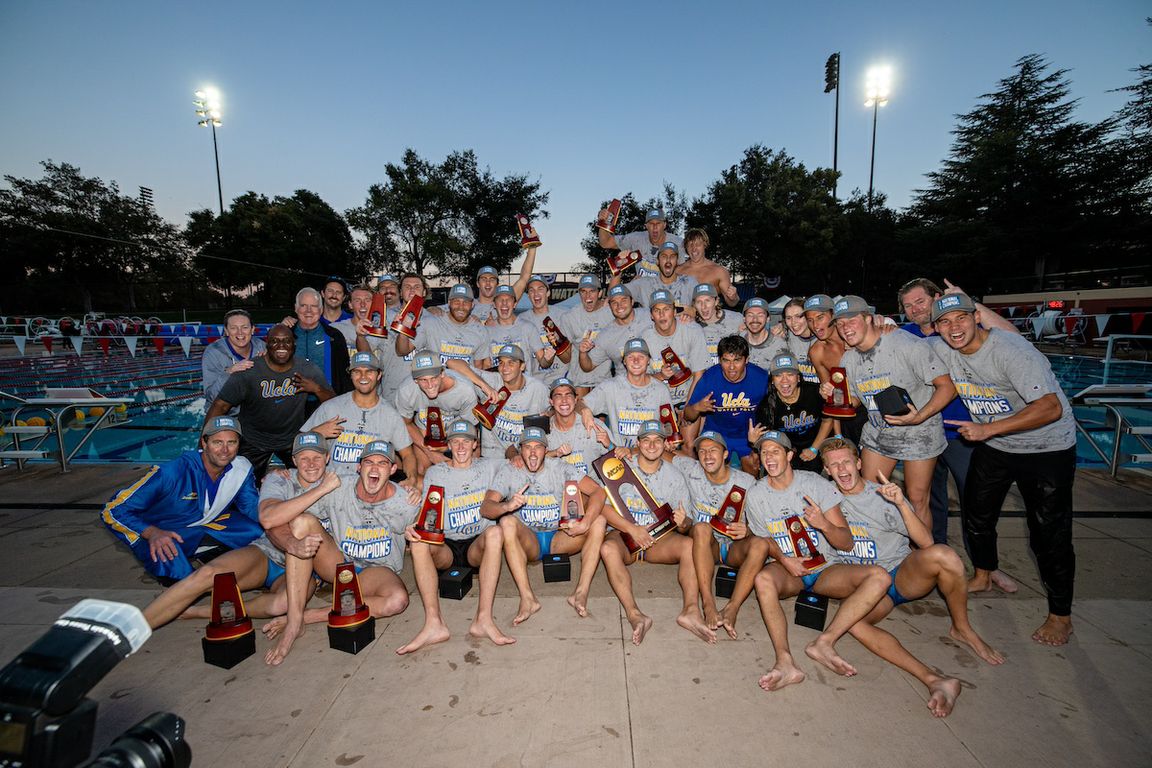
[637,419,665,439]
[411,351,443,378]
[578,274,602,290]
[519,426,548,446]
[348,351,383,371]
[448,284,475,301]
[649,289,675,309]
[694,430,728,451]
[549,376,577,394]
[804,294,835,313]
[693,283,718,299]
[292,431,328,456]
[770,354,799,375]
[496,344,525,362]
[744,297,769,314]
[494,285,516,299]
[755,430,793,451]
[476,266,498,279]
[202,415,242,437]
[446,419,478,442]
[931,293,977,323]
[832,295,874,321]
[607,284,632,300]
[360,440,397,463]
[622,337,650,359]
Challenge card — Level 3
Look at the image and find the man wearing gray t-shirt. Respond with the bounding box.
[559,275,615,391]
[395,352,480,473]
[642,289,709,407]
[448,345,550,458]
[821,437,1002,717]
[582,338,673,447]
[579,284,654,377]
[596,206,686,277]
[932,294,1077,646]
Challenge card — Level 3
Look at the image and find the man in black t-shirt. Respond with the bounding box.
[206,324,335,481]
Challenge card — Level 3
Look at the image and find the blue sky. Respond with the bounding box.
[1,1,1148,273]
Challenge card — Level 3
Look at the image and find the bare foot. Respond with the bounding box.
[677,610,717,645]
[758,660,806,692]
[950,625,1005,665]
[717,605,738,640]
[512,597,541,626]
[628,612,653,645]
[264,621,304,666]
[468,617,517,646]
[990,570,1019,593]
[566,590,589,618]
[396,620,451,655]
[703,607,721,631]
[966,574,992,593]
[262,616,288,640]
[804,638,857,677]
[1032,614,1073,646]
[926,677,962,717]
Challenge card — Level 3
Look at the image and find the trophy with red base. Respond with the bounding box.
[822,366,856,418]
[424,406,446,449]
[658,404,684,449]
[593,452,677,555]
[415,485,447,544]
[202,571,256,668]
[784,515,826,569]
[560,480,585,528]
[472,387,510,430]
[710,485,747,538]
[606,249,641,276]
[542,316,571,356]
[327,562,376,654]
[597,198,622,234]
[363,294,389,338]
[660,347,692,387]
[389,295,424,339]
[516,214,542,249]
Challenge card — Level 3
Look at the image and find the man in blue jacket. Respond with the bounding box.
[101,415,263,583]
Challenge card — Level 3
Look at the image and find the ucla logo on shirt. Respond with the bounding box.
[260,378,300,398]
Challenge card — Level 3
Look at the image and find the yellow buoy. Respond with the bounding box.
[88,406,105,418]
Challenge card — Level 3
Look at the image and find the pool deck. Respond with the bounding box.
[1,463,1150,767]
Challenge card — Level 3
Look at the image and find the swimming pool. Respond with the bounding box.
[1,347,1149,468]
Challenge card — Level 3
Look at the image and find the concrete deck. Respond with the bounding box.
[1,464,1150,767]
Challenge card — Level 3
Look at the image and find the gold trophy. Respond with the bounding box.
[785,515,826,569]
[473,387,510,430]
[414,485,447,544]
[516,214,542,249]
[597,198,622,234]
[389,295,424,339]
[593,452,677,554]
[822,366,856,418]
[327,562,376,654]
[363,294,389,338]
[202,571,255,668]
[709,485,747,537]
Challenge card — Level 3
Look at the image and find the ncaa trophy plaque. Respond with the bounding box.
[658,404,684,449]
[363,294,389,338]
[597,198,622,234]
[660,347,693,387]
[202,571,256,668]
[709,485,747,538]
[415,485,447,545]
[516,214,542,249]
[472,387,510,430]
[389,295,424,339]
[592,452,677,555]
[542,316,571,357]
[822,366,856,419]
[327,562,376,654]
[784,515,826,569]
[606,249,641,276]
[424,406,447,450]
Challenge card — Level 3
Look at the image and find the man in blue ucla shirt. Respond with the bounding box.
[684,336,768,467]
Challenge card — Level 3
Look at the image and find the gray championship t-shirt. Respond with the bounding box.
[216,357,328,451]
[414,314,488,366]
[301,394,412,477]
[629,274,699,310]
[745,333,788,372]
[698,311,745,364]
[786,333,819,384]
[643,322,710,406]
[673,456,755,544]
[743,470,844,565]
[616,231,686,278]
[583,375,674,447]
[560,303,615,387]
[520,309,567,380]
[491,458,582,532]
[484,318,546,374]
[931,330,1076,453]
[842,329,948,461]
[311,481,415,573]
[423,457,499,540]
[475,371,550,457]
[548,416,612,474]
[394,371,479,436]
[610,458,690,529]
[833,482,912,571]
[250,470,331,567]
[586,313,655,373]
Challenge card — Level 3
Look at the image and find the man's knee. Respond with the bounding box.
[691,522,712,542]
[289,514,323,537]
[754,567,777,596]
[482,524,504,546]
[863,564,892,591]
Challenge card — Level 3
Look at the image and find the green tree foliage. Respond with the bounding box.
[346,149,548,280]
[185,189,356,307]
[907,55,1127,292]
[0,160,189,314]
[687,146,841,293]
[575,184,688,276]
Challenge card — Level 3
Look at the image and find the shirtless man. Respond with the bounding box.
[397,419,513,654]
[748,431,891,691]
[821,437,1003,717]
[676,228,739,307]
[480,426,608,623]
[597,420,716,645]
[804,294,867,446]
[261,441,418,663]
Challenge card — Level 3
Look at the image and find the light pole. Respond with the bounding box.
[865,66,891,212]
[193,88,224,215]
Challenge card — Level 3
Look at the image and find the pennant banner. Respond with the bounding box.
[97,337,111,356]
[1133,313,1145,334]
[70,336,84,355]
[125,336,138,357]
[14,336,26,356]
[178,336,193,357]
[1006,306,1017,317]
[1031,317,1045,339]
[1095,315,1110,338]
[41,337,53,354]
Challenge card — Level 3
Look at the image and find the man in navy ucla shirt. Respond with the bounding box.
[683,335,768,466]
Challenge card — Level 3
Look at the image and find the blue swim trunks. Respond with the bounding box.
[264,559,285,589]
[536,529,557,558]
[886,564,913,606]
[800,571,822,591]
[718,539,731,565]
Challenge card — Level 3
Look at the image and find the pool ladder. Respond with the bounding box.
[0,390,50,469]
[1071,385,1152,478]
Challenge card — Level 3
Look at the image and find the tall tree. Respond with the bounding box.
[0,160,188,314]
[346,149,548,280]
[908,55,1122,292]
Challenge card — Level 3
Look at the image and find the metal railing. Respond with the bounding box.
[1072,385,1152,477]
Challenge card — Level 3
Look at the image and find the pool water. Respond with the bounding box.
[1,348,1149,467]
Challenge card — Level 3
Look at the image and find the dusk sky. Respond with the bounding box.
[2,1,1148,274]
